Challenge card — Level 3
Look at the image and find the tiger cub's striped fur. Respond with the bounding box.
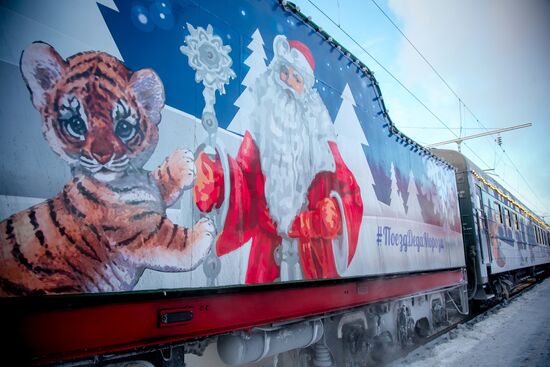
[0,42,214,296]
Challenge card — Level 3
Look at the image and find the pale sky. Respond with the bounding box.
[293,0,550,221]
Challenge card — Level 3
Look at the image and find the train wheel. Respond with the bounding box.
[371,331,394,363]
[415,317,431,338]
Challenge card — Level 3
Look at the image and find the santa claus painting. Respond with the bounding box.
[194,34,363,284]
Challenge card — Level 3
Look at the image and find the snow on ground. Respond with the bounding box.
[389,278,550,367]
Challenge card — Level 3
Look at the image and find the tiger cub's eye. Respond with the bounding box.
[65,116,87,139]
[115,120,137,141]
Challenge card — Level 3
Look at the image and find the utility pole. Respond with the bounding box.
[425,123,532,151]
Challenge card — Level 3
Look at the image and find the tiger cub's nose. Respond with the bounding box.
[90,139,114,164]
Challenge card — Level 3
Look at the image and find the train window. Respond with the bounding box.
[513,213,519,230]
[495,202,503,223]
[506,209,512,227]
[476,185,483,209]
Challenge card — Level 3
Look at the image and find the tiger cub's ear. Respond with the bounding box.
[129,69,165,125]
[20,42,66,110]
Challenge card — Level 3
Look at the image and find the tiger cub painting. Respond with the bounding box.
[0,42,215,296]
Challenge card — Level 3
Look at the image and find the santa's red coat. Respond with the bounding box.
[196,132,363,284]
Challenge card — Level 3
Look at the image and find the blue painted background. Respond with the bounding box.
[99,0,450,221]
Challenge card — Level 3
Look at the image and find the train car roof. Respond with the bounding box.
[432,149,548,230]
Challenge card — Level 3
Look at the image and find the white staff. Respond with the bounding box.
[180,23,235,286]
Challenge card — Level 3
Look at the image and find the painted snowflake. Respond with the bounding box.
[180,23,236,94]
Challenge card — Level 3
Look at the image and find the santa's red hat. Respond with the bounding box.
[288,40,315,72]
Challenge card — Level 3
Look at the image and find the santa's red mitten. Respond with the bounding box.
[289,198,342,240]
[194,152,224,212]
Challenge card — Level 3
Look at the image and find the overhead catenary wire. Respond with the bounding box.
[370,0,463,101]
[399,126,488,130]
[366,0,544,216]
[459,99,463,139]
[304,0,488,168]
[299,0,545,217]
[502,149,545,211]
[304,0,459,139]
[369,0,490,133]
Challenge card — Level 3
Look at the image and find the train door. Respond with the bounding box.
[475,185,491,264]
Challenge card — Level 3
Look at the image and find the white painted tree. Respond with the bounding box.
[333,84,380,216]
[405,170,423,221]
[386,162,406,217]
[227,29,267,135]
[430,189,444,227]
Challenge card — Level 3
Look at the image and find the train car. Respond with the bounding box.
[433,149,550,301]
[0,1,468,366]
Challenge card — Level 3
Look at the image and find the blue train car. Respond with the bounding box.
[434,149,550,301]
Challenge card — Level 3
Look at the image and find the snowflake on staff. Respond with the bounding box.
[180,23,236,94]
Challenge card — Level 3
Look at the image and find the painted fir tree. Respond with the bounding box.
[405,169,423,221]
[333,84,380,216]
[227,28,267,135]
[383,162,406,218]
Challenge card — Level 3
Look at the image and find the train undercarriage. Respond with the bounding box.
[9,268,549,366]
[99,281,469,367]
[471,265,549,305]
[105,266,547,367]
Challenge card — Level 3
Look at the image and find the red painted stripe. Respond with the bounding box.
[8,269,465,365]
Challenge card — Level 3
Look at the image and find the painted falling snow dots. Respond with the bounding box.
[131,4,154,32]
[131,0,174,32]
[150,1,174,30]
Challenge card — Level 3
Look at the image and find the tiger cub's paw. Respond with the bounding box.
[167,148,195,189]
[188,217,216,260]
[192,217,216,239]
[154,148,196,206]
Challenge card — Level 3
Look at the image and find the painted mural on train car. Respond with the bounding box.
[0,0,463,296]
[473,171,550,274]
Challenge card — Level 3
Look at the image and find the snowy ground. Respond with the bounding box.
[388,278,550,367]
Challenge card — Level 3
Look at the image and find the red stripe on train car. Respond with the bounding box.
[8,269,465,365]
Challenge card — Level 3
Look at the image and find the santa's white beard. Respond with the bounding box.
[250,72,336,234]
